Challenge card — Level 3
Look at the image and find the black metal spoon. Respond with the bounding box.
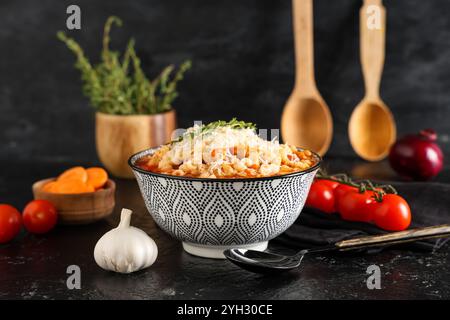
[224,225,450,274]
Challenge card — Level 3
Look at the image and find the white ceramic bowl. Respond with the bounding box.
[129,148,321,259]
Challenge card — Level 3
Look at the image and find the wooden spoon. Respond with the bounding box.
[348,0,396,161]
[281,0,333,156]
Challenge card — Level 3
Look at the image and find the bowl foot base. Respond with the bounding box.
[182,241,268,259]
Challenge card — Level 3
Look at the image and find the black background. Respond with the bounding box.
[1,0,449,163]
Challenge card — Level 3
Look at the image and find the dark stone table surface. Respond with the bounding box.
[1,156,449,300]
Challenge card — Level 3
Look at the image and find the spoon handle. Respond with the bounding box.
[360,0,385,100]
[335,225,450,251]
[292,0,316,92]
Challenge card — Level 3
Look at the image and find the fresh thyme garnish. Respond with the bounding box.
[202,118,256,133]
[172,118,257,144]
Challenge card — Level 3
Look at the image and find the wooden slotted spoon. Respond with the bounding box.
[281,0,333,156]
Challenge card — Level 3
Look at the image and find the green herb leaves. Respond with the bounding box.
[172,118,257,144]
[201,118,257,133]
[57,16,191,115]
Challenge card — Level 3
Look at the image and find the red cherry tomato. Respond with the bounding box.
[0,204,23,244]
[371,194,411,231]
[318,179,340,190]
[337,189,375,222]
[334,184,358,208]
[306,180,336,213]
[22,200,58,234]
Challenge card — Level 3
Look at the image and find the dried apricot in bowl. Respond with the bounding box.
[57,166,88,183]
[51,179,95,194]
[42,166,109,194]
[86,167,108,190]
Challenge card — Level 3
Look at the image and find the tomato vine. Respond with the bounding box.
[316,170,397,202]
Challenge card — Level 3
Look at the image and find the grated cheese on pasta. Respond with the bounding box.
[136,123,317,178]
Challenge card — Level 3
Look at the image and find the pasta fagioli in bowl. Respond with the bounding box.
[129,119,321,259]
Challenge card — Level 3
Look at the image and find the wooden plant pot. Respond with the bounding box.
[96,110,176,178]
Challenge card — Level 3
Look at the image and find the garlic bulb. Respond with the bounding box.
[94,208,158,274]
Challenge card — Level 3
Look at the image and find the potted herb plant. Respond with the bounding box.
[57,16,191,178]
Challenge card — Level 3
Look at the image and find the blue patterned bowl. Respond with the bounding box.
[129,148,321,259]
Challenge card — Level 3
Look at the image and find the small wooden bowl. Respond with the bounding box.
[32,178,116,225]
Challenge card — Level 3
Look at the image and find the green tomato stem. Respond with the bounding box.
[316,170,398,200]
